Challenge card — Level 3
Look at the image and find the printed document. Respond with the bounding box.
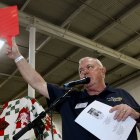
[75,100,136,140]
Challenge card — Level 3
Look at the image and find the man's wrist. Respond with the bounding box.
[14,55,24,63]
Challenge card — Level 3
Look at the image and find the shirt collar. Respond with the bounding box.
[82,84,115,98]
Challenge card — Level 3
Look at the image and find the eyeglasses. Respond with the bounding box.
[79,64,94,74]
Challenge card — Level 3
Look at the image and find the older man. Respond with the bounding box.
[6,42,140,140]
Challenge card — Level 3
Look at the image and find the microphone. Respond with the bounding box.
[63,77,90,88]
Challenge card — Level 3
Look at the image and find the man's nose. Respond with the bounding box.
[83,68,89,76]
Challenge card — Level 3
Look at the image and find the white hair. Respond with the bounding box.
[79,57,103,68]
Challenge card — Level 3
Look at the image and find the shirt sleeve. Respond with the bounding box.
[46,83,66,112]
[119,89,140,123]
[120,89,140,111]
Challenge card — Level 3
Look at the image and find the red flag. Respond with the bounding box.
[0,6,19,47]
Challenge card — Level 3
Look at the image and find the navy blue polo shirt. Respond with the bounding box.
[47,83,140,140]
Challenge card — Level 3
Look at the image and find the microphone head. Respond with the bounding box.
[85,77,90,84]
[63,77,90,88]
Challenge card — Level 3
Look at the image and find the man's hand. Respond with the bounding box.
[6,38,21,60]
[110,104,140,121]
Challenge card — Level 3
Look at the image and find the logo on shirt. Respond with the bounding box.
[107,97,122,102]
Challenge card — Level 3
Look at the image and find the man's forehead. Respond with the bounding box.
[79,58,96,68]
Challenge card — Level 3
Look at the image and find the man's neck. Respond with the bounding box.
[87,84,106,96]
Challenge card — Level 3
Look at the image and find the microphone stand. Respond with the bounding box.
[13,88,73,140]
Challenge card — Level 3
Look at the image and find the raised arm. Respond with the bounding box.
[6,40,50,99]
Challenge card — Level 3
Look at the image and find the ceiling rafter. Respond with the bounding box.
[0,72,23,80]
[92,0,140,40]
[111,70,140,87]
[20,0,31,11]
[18,12,140,68]
[115,33,140,52]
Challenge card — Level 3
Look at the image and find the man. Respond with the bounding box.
[6,41,140,140]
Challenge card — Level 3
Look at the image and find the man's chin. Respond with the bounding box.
[85,83,94,89]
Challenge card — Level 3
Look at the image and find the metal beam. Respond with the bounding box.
[92,1,140,40]
[20,0,31,11]
[0,70,18,88]
[0,72,22,80]
[28,26,36,98]
[111,70,140,87]
[0,2,140,70]
[18,12,140,69]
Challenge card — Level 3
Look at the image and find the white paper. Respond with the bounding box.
[75,100,136,140]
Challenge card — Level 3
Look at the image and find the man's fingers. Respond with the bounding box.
[109,105,119,113]
[122,111,129,121]
[114,110,127,121]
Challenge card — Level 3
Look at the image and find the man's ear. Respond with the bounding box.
[102,67,106,75]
